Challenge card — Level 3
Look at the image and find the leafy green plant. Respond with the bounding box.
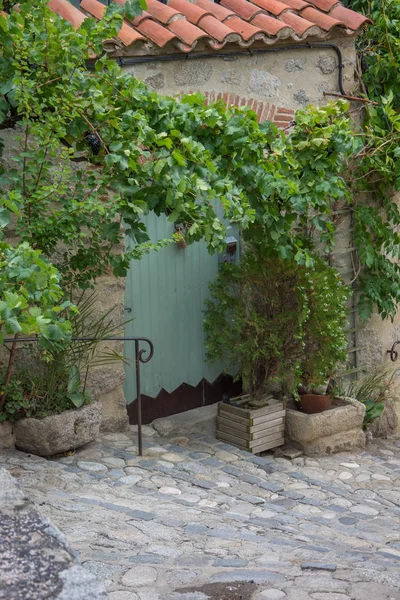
[204,246,349,399]
[0,372,33,422]
[336,365,392,429]
[299,258,350,392]
[0,241,74,412]
[0,1,357,295]
[46,292,129,409]
[0,362,92,422]
[0,292,127,420]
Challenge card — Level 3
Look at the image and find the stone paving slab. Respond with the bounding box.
[1,429,400,599]
[0,465,106,600]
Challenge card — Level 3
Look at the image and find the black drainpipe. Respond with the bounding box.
[87,42,346,95]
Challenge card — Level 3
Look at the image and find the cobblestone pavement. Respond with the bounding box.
[1,428,400,600]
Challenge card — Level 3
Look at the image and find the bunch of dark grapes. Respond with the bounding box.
[86,132,101,155]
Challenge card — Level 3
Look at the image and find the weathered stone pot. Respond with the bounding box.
[14,402,101,457]
[285,396,366,456]
[0,421,15,449]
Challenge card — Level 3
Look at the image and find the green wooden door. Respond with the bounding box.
[124,212,239,405]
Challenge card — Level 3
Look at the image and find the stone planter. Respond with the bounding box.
[285,396,366,456]
[14,402,101,457]
[0,421,15,449]
[217,396,285,454]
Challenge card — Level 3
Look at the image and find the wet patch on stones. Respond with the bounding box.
[177,581,258,599]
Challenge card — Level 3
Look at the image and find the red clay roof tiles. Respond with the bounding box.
[145,0,183,24]
[306,0,340,12]
[167,17,210,45]
[136,17,177,45]
[300,6,342,29]
[194,0,235,23]
[222,15,264,40]
[47,0,371,54]
[81,0,147,45]
[329,5,371,29]
[48,0,86,29]
[251,13,292,36]
[280,10,320,35]
[197,15,242,42]
[220,0,263,21]
[282,0,309,11]
[250,0,290,16]
[169,0,211,24]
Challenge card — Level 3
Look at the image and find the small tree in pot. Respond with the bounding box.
[204,247,350,413]
[204,245,309,404]
[296,258,350,413]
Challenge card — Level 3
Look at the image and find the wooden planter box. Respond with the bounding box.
[217,396,285,454]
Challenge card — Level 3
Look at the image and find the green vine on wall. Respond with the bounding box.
[0,0,356,293]
[344,0,400,321]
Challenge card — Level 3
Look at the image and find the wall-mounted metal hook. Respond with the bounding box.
[387,341,400,362]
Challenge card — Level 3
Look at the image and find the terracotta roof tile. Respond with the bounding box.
[329,5,372,29]
[132,11,152,26]
[48,0,86,29]
[251,13,292,36]
[197,15,242,42]
[45,0,370,54]
[280,11,322,36]
[81,0,146,45]
[301,6,343,29]
[167,17,210,45]
[145,0,184,24]
[117,23,146,46]
[282,0,309,10]
[194,0,235,22]
[220,0,263,21]
[80,0,106,20]
[136,17,177,45]
[169,0,212,25]
[223,15,264,41]
[305,0,340,12]
[250,0,291,17]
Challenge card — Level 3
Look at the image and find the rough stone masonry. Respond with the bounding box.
[0,465,106,600]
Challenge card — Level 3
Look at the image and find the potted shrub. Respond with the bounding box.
[204,246,351,451]
[204,245,312,453]
[295,257,350,414]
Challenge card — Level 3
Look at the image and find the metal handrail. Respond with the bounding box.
[3,336,154,456]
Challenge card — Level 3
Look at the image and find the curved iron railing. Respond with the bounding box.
[3,336,154,456]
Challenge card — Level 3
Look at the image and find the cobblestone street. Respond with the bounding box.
[2,428,400,600]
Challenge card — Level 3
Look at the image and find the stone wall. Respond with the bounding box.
[124,39,358,110]
[84,275,130,433]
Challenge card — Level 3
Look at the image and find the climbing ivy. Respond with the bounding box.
[343,0,400,321]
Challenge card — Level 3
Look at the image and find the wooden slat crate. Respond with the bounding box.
[217,397,285,454]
